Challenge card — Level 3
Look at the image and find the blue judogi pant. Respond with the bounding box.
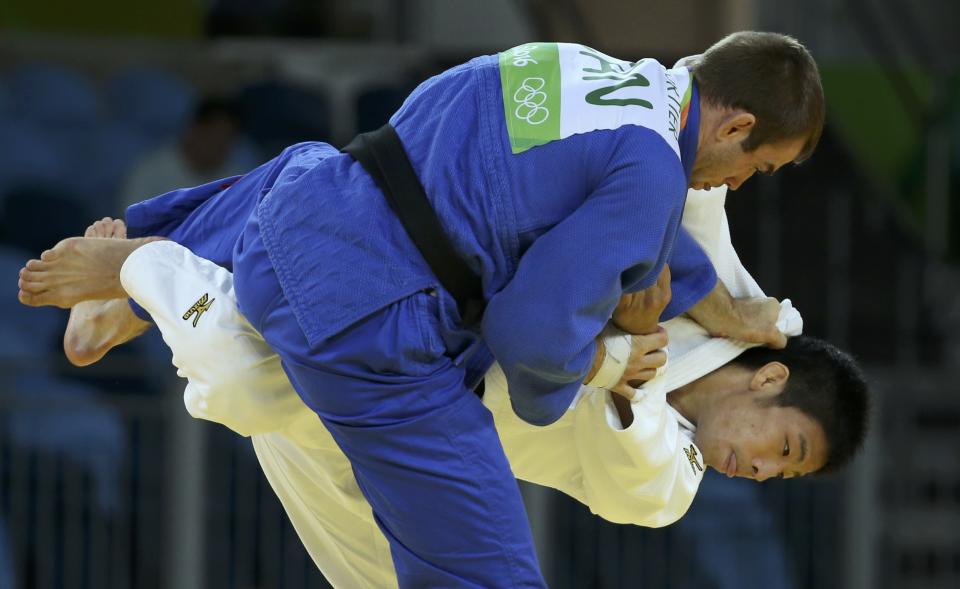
[233,217,546,588]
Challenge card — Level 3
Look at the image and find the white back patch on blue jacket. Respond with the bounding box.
[499,43,692,156]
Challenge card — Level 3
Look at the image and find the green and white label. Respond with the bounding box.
[498,43,562,153]
[499,43,692,156]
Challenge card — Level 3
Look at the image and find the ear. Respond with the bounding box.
[716,112,756,144]
[749,361,789,393]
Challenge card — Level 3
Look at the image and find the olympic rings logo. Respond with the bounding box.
[512,77,550,125]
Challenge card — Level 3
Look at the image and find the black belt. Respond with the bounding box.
[342,124,486,327]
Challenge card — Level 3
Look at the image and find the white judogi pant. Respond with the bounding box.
[120,241,398,588]
[118,186,801,588]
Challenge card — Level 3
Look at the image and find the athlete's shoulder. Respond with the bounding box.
[604,124,688,196]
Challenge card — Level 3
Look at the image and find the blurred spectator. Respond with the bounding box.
[119,97,248,211]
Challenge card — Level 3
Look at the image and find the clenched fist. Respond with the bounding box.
[609,328,669,399]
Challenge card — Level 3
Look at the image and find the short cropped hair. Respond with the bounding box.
[733,336,870,474]
[691,31,826,162]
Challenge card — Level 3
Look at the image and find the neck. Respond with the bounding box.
[667,365,745,426]
[666,380,703,425]
[695,97,719,165]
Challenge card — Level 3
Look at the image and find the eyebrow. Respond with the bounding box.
[799,434,808,463]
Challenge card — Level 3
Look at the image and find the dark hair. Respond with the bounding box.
[691,31,825,162]
[733,336,870,474]
[192,96,239,125]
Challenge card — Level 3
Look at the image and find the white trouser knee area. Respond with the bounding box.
[119,240,304,436]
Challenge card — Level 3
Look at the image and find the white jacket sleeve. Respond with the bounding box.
[570,375,704,527]
[680,186,762,298]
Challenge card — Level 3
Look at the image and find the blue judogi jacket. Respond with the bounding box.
[127,54,716,426]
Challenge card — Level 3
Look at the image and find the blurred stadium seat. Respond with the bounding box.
[0,246,126,515]
[5,62,100,125]
[0,246,64,363]
[0,81,11,116]
[5,371,127,512]
[0,116,159,216]
[0,519,12,589]
[106,68,195,141]
[0,119,73,196]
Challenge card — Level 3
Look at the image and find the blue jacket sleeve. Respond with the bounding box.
[660,227,717,320]
[482,136,686,426]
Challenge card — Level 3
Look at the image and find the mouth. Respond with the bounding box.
[723,450,738,478]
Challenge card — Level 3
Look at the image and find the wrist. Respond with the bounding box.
[585,327,632,389]
[687,279,733,336]
[585,338,606,383]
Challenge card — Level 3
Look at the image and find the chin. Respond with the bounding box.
[693,437,719,470]
[701,453,721,472]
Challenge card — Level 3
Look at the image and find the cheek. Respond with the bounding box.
[733,160,754,179]
[717,410,769,448]
[695,413,741,461]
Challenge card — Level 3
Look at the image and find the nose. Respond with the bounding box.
[725,170,755,191]
[750,458,780,481]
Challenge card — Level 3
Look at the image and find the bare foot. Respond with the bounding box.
[61,217,151,366]
[18,235,163,308]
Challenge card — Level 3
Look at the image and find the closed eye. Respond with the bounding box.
[756,165,775,176]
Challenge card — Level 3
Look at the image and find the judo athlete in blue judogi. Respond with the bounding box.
[19,33,825,588]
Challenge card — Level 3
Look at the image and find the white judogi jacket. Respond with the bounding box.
[118,186,801,589]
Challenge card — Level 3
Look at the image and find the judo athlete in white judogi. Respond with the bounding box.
[18,186,870,588]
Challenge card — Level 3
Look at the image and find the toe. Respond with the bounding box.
[25,259,48,271]
[21,270,42,284]
[111,219,127,238]
[18,289,41,306]
[18,276,45,293]
[18,289,64,308]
